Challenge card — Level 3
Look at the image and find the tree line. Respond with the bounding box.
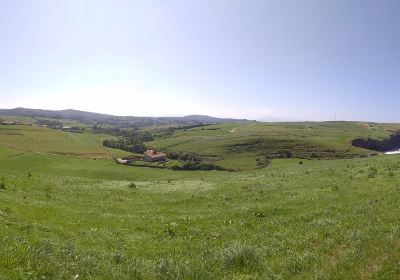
[103,130,154,154]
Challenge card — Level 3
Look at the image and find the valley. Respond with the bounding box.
[1,114,400,279]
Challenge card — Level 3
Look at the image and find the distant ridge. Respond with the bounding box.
[0,107,247,124]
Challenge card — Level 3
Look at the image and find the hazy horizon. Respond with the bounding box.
[2,106,400,123]
[1,0,400,122]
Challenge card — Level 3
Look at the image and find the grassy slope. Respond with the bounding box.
[0,115,36,123]
[0,115,93,128]
[148,121,400,170]
[0,125,128,158]
[2,123,400,279]
[34,117,94,128]
[1,145,400,278]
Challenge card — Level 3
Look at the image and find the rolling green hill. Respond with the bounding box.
[0,107,246,125]
[0,125,128,158]
[1,121,400,279]
[148,121,400,170]
[1,144,400,279]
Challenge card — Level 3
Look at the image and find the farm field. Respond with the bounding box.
[1,123,400,279]
[0,125,128,158]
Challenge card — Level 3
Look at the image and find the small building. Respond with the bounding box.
[116,158,130,165]
[115,155,141,165]
[143,150,167,162]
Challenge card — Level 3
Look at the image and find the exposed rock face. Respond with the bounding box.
[352,133,400,152]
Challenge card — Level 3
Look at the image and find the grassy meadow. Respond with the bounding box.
[1,123,400,279]
[147,121,400,170]
[0,125,128,158]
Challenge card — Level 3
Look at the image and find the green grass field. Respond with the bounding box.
[148,121,400,170]
[0,115,93,129]
[1,123,400,279]
[0,125,128,158]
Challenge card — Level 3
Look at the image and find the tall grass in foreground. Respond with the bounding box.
[1,150,400,278]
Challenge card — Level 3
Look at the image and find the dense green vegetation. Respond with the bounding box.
[102,130,154,154]
[1,122,400,279]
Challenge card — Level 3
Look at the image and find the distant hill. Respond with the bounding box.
[0,108,115,122]
[0,107,247,124]
[179,115,245,123]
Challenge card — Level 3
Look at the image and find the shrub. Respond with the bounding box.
[173,162,226,171]
[279,150,292,158]
[166,152,180,160]
[178,153,202,162]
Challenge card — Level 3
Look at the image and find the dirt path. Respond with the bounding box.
[4,145,110,159]
[230,123,256,133]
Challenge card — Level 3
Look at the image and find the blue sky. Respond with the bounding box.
[1,0,400,121]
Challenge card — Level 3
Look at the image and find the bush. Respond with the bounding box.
[178,153,202,162]
[172,162,226,171]
[103,134,148,154]
[166,152,180,160]
[279,150,292,158]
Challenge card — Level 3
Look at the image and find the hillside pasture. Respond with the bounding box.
[0,125,128,157]
[148,121,400,170]
[1,144,400,278]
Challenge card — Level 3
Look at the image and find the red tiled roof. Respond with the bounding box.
[144,150,166,158]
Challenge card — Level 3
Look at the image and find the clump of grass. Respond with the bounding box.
[222,242,262,273]
[367,166,378,178]
[154,258,181,280]
[284,252,315,276]
[128,182,137,189]
[331,182,340,191]
[164,223,178,237]
[0,178,7,190]
[112,252,125,264]
[254,209,267,218]
[154,258,209,280]
[126,258,145,280]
